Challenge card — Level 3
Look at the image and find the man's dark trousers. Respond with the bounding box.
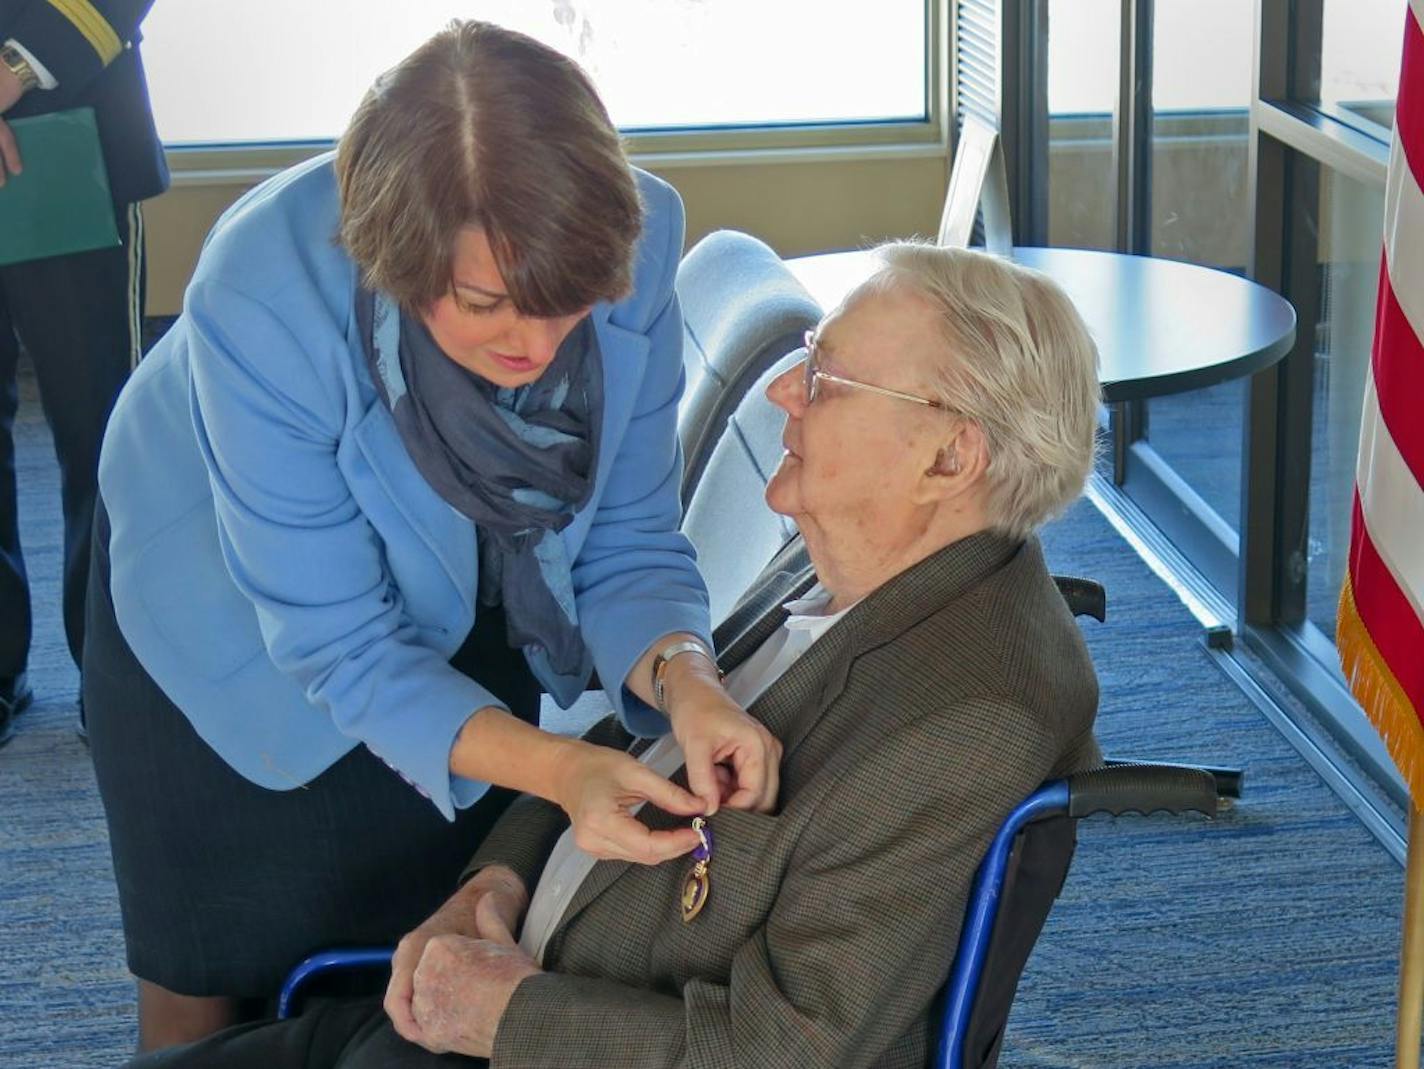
[0,202,145,684]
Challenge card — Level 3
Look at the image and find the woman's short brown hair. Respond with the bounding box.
[335,20,643,317]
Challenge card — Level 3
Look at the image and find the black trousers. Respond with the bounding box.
[0,203,145,680]
[125,996,480,1069]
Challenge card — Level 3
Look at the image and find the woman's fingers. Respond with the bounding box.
[712,763,736,802]
[725,731,781,812]
[561,736,777,864]
[726,746,766,806]
[681,741,722,816]
[667,686,783,815]
[645,825,704,860]
[621,757,702,816]
[563,748,704,863]
[581,817,702,864]
[572,769,702,863]
[697,725,780,813]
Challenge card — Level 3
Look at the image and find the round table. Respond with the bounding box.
[786,246,1297,404]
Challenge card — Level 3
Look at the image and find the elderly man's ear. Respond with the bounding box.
[914,423,988,505]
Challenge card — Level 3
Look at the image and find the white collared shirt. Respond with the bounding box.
[518,584,855,964]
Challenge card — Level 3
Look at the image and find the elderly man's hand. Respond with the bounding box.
[385,865,528,1047]
[407,896,541,1059]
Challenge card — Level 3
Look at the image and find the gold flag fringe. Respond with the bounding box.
[1338,573,1424,810]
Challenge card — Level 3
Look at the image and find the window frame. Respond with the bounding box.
[1006,0,1408,843]
[159,1,951,186]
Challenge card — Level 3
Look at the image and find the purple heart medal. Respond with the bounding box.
[681,816,714,923]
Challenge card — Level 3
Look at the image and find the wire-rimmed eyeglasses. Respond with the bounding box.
[802,330,947,409]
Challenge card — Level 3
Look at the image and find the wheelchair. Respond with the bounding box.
[276,576,1234,1065]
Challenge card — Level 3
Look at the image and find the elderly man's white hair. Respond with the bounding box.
[871,241,1101,539]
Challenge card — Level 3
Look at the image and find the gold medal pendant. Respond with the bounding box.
[681,864,710,922]
[680,816,714,923]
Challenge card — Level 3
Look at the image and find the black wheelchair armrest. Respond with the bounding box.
[1052,574,1106,622]
[1068,763,1219,819]
[1103,757,1243,799]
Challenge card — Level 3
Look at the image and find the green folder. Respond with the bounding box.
[0,107,120,268]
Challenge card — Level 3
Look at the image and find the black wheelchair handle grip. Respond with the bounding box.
[1068,764,1219,819]
[1103,758,1243,799]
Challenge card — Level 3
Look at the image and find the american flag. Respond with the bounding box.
[1336,1,1424,808]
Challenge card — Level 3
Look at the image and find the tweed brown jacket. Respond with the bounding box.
[467,529,1102,1069]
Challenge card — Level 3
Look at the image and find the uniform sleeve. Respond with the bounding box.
[185,277,500,820]
[3,0,155,93]
[572,180,714,736]
[491,701,1057,1069]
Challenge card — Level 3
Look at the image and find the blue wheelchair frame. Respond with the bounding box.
[277,947,393,1020]
[934,780,1071,1069]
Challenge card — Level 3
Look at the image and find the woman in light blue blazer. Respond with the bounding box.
[84,21,780,1053]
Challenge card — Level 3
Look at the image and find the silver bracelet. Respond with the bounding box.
[650,639,716,713]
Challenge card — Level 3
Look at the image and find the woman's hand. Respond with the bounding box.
[551,741,705,863]
[663,656,781,815]
[385,865,528,1046]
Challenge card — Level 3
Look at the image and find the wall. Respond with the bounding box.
[142,150,952,315]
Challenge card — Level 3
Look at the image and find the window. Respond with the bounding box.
[1008,0,1408,838]
[141,1,929,146]
[1306,167,1387,638]
[1045,0,1119,250]
[1317,0,1406,130]
[1149,0,1253,268]
[1136,0,1256,541]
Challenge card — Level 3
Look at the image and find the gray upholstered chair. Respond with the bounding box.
[676,230,821,504]
[679,350,803,629]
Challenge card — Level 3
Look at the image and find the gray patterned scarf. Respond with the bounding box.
[356,288,602,706]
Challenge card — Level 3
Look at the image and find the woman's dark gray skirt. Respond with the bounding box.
[84,498,541,998]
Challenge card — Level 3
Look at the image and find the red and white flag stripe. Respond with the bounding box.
[1338,0,1424,805]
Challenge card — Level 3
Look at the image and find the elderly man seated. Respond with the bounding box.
[128,241,1104,1069]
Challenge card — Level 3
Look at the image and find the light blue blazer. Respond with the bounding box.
[98,154,710,819]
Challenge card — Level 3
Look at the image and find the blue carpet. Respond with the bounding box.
[1145,379,1245,533]
[1129,359,1346,641]
[0,361,1403,1067]
[1014,502,1401,1067]
[1,359,136,1065]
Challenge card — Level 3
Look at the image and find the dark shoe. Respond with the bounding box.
[0,672,31,749]
[0,671,32,715]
